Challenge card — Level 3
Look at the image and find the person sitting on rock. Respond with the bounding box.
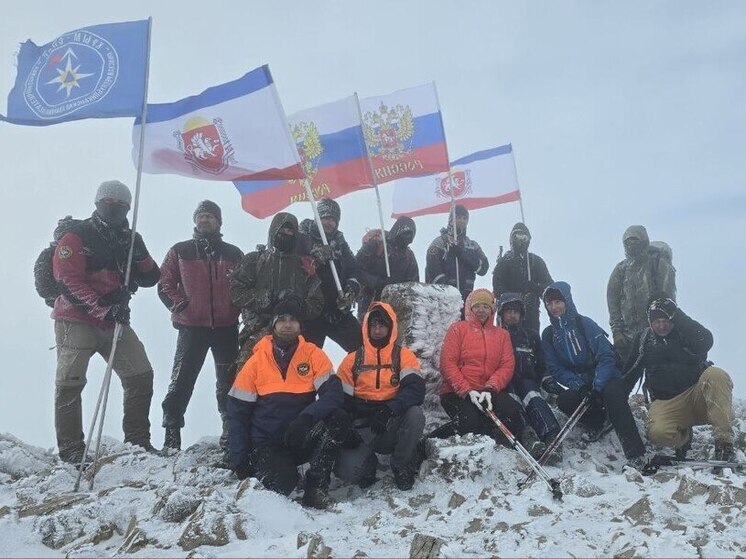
[624,293,735,462]
[429,289,545,459]
[335,302,426,490]
[226,295,349,509]
[541,281,647,469]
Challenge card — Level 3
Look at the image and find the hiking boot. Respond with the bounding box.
[301,484,333,510]
[581,419,613,443]
[675,428,693,460]
[520,427,546,460]
[713,441,735,462]
[59,448,92,470]
[392,466,416,491]
[623,454,648,472]
[163,427,181,451]
[133,441,163,456]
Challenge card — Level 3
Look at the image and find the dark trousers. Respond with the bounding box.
[557,377,645,459]
[430,392,526,445]
[250,418,341,496]
[303,312,363,352]
[162,326,239,431]
[509,378,560,441]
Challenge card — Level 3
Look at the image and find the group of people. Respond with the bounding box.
[46,179,737,510]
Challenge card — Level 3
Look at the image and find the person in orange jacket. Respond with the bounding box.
[226,294,349,509]
[334,302,426,490]
[429,289,545,457]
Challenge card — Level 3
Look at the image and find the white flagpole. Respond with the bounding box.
[76,16,154,492]
[509,144,530,281]
[432,83,459,292]
[303,180,344,295]
[355,93,391,278]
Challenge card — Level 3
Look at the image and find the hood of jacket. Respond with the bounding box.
[509,222,531,252]
[543,281,579,328]
[622,225,650,257]
[361,301,399,354]
[390,217,416,241]
[267,212,298,249]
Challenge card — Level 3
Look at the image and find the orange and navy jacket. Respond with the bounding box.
[226,334,342,468]
[337,302,424,419]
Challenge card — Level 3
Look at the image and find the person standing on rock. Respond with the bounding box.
[158,201,243,454]
[335,302,426,490]
[226,296,349,509]
[623,293,735,462]
[51,180,160,463]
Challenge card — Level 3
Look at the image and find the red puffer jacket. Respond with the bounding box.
[439,288,515,396]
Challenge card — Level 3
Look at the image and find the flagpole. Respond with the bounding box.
[75,16,154,492]
[355,94,391,278]
[508,143,530,282]
[432,83,459,292]
[303,180,344,295]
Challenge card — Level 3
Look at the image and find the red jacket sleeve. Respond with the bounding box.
[53,231,109,321]
[439,323,471,396]
[485,330,515,393]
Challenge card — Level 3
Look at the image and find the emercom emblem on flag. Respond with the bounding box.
[176,117,234,175]
[22,29,119,119]
[435,168,472,200]
[363,102,414,161]
[291,121,323,185]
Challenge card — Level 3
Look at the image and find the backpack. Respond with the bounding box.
[34,216,81,307]
[351,343,402,386]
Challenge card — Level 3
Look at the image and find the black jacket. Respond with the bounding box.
[624,311,713,401]
[504,324,547,384]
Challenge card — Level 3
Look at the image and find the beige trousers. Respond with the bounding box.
[647,366,734,448]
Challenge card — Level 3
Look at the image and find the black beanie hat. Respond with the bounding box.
[271,295,303,327]
[193,200,222,225]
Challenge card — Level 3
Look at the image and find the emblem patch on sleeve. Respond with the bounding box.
[296,362,310,376]
[57,245,72,259]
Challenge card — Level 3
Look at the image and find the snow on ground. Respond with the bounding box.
[1,398,745,558]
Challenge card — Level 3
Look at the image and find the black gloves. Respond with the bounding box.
[541,376,564,395]
[310,244,335,264]
[106,303,131,325]
[131,232,149,262]
[336,280,361,312]
[284,414,315,450]
[370,406,393,434]
[579,384,603,405]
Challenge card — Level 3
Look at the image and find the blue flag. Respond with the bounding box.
[1,20,149,126]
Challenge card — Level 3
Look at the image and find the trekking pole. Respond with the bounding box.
[480,406,563,500]
[641,454,746,476]
[517,395,591,490]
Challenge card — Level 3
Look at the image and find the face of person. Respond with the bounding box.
[471,302,492,324]
[547,299,566,318]
[501,308,522,327]
[321,217,337,236]
[624,237,643,258]
[273,315,301,342]
[651,317,674,337]
[369,318,390,342]
[195,212,219,234]
[454,215,468,233]
[96,198,130,227]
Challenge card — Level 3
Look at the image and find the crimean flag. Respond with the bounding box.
[1,20,149,126]
[132,65,303,182]
[234,95,373,218]
[391,144,520,218]
[360,83,449,185]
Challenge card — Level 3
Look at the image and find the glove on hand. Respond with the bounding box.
[106,303,131,325]
[284,414,314,450]
[370,406,393,434]
[131,232,149,262]
[649,297,678,320]
[310,244,335,264]
[171,299,189,313]
[336,291,355,312]
[479,391,493,411]
[467,390,484,409]
[613,332,629,351]
[541,376,564,395]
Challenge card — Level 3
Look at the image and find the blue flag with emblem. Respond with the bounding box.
[1,19,149,126]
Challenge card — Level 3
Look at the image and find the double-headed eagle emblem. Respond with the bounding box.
[291,121,323,183]
[363,102,415,160]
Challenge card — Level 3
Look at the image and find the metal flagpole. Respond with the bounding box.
[354,93,390,277]
[75,16,154,492]
[303,180,344,295]
[432,83,459,291]
[509,143,530,281]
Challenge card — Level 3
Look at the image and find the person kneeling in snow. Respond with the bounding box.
[429,289,545,458]
[498,293,562,463]
[335,303,426,490]
[624,294,735,462]
[226,295,349,509]
[541,281,646,469]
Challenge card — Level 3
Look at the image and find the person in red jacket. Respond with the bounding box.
[429,289,544,457]
[52,180,160,463]
[158,201,243,454]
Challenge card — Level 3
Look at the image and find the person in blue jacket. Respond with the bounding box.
[541,281,646,468]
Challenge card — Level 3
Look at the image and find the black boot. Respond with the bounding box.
[392,464,416,491]
[714,441,735,462]
[675,428,693,460]
[520,427,546,460]
[302,481,333,509]
[163,426,181,451]
[122,371,155,450]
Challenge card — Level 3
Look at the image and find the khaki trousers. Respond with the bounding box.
[647,366,734,448]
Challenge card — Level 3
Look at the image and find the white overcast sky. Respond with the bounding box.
[1,1,744,450]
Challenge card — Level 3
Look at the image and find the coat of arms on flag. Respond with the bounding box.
[435,168,472,199]
[176,116,235,175]
[363,103,414,161]
[291,121,323,184]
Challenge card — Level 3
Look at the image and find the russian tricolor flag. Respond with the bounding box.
[360,83,449,184]
[133,65,303,182]
[235,95,373,218]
